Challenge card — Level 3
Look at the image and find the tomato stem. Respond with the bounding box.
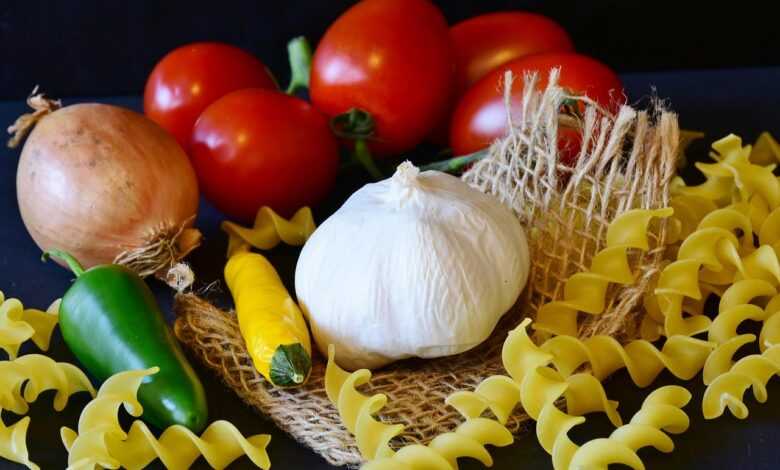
[330,108,383,180]
[420,148,490,174]
[353,139,383,180]
[285,36,312,95]
[331,108,375,140]
[42,249,86,277]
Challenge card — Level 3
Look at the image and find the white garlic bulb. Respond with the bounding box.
[295,162,530,370]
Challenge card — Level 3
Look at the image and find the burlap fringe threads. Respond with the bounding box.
[173,70,679,467]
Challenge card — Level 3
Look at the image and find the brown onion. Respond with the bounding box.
[9,90,201,278]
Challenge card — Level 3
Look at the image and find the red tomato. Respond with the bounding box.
[310,0,453,157]
[449,52,624,163]
[451,12,573,96]
[144,42,277,151]
[190,89,340,221]
[429,12,572,146]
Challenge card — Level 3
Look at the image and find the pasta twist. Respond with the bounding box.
[748,132,780,166]
[447,317,701,470]
[708,279,776,347]
[444,318,623,470]
[445,319,624,427]
[534,208,674,337]
[655,204,780,338]
[0,354,95,416]
[540,331,714,389]
[566,385,691,470]
[0,416,33,470]
[702,343,780,419]
[360,418,513,470]
[325,345,512,469]
[672,134,755,205]
[324,345,404,461]
[0,292,59,359]
[62,368,271,470]
[222,206,315,257]
[0,354,94,470]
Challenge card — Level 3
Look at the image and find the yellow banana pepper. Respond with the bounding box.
[225,251,312,386]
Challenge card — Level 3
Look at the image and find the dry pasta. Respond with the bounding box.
[661,135,780,422]
[539,331,713,388]
[0,292,59,359]
[62,367,271,470]
[449,317,623,426]
[747,132,780,165]
[0,354,95,415]
[361,419,512,470]
[324,345,404,461]
[567,385,691,470]
[654,203,780,338]
[672,134,756,204]
[0,416,34,470]
[222,206,315,257]
[326,345,514,469]
[0,354,94,470]
[324,208,694,470]
[702,344,780,419]
[534,208,673,337]
[324,135,780,469]
[708,279,776,346]
[665,194,718,244]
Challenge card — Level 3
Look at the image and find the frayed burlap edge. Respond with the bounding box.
[463,70,677,339]
[173,70,678,467]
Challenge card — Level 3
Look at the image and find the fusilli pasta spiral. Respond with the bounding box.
[0,354,94,470]
[361,419,512,470]
[326,344,513,469]
[62,368,271,470]
[0,292,59,359]
[702,343,780,419]
[324,345,404,461]
[567,386,691,470]
[534,208,673,337]
[222,206,315,257]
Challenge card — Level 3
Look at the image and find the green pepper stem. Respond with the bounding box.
[285,36,312,95]
[420,148,490,174]
[42,249,86,277]
[353,139,384,180]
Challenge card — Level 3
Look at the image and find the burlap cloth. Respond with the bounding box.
[173,70,679,467]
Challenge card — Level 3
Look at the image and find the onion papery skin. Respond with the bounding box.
[16,103,200,271]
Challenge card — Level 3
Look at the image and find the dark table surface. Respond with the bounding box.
[1,67,780,469]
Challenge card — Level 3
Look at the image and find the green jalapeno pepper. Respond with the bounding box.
[45,250,207,432]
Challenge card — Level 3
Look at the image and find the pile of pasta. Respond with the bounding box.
[62,368,271,470]
[325,132,780,469]
[0,291,272,469]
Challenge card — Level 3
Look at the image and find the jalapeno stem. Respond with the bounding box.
[285,36,312,95]
[42,249,86,277]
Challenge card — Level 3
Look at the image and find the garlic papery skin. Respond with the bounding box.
[295,162,530,370]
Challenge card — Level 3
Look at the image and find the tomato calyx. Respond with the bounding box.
[331,108,384,180]
[285,36,313,95]
[330,108,375,140]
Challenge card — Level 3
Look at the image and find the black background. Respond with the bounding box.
[2,2,780,469]
[1,0,779,100]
